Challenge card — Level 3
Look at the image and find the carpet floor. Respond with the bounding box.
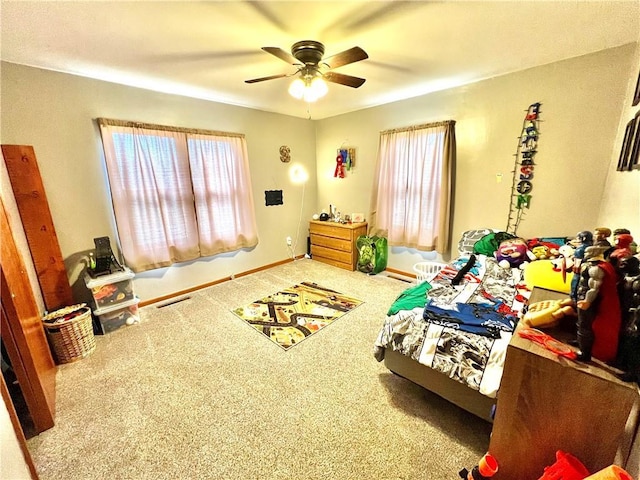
[27,259,492,479]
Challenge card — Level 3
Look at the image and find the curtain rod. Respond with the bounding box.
[97,118,245,138]
[380,120,455,135]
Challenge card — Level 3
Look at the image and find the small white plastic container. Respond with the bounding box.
[84,268,135,310]
[93,296,140,334]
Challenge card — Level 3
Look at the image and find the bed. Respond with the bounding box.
[374,230,536,423]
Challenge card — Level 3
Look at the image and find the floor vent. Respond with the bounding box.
[156,296,191,308]
[385,274,413,283]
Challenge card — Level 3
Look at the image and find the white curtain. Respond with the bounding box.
[187,133,258,256]
[99,121,258,272]
[100,124,200,271]
[370,121,455,253]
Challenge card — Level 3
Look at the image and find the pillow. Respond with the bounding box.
[473,231,517,256]
[458,228,495,255]
[523,259,573,294]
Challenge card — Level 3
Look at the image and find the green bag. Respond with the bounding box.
[356,235,388,274]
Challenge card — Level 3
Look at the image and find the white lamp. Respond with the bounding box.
[289,163,309,184]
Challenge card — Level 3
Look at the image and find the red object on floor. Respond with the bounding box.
[584,465,633,480]
[478,454,499,477]
[538,451,589,480]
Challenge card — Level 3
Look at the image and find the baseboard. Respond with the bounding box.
[140,258,412,307]
[139,256,303,307]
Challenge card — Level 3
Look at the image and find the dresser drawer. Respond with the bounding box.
[310,233,352,252]
[311,245,352,264]
[309,222,352,241]
[312,255,352,270]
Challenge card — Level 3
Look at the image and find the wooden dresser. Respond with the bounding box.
[309,220,368,271]
[489,289,640,478]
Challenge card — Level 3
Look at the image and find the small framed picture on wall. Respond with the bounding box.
[631,112,640,170]
[618,111,640,171]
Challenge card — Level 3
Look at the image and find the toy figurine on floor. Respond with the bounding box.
[574,246,621,362]
[616,255,640,384]
[569,230,594,303]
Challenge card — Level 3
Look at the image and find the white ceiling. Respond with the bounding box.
[1,1,639,120]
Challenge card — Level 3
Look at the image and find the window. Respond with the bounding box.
[370,121,455,253]
[98,119,258,272]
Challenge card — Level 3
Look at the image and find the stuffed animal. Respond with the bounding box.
[531,245,551,260]
[495,237,535,269]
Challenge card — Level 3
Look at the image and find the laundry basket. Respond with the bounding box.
[42,304,96,364]
[413,261,446,284]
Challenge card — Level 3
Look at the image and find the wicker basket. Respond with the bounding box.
[42,304,96,364]
[413,261,446,284]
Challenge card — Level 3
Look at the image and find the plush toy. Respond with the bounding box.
[523,259,574,294]
[550,244,575,279]
[531,245,551,260]
[495,237,535,269]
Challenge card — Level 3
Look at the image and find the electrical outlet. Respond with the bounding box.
[286,236,292,246]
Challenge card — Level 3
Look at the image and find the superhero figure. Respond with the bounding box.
[610,233,634,260]
[593,227,612,247]
[616,256,640,384]
[569,231,594,303]
[574,246,621,362]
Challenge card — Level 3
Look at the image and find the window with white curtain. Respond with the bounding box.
[369,121,456,254]
[98,119,258,272]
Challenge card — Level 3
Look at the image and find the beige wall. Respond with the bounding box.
[315,44,639,272]
[1,64,317,302]
[1,43,638,301]
[598,42,640,237]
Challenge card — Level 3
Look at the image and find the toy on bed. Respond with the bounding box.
[495,237,536,269]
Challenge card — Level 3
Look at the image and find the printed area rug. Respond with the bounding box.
[231,282,363,350]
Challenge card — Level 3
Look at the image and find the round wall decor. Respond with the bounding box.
[279,145,291,163]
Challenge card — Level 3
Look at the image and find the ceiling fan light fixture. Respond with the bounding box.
[288,78,306,99]
[288,76,328,103]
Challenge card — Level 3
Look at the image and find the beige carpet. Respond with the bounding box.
[27,259,492,480]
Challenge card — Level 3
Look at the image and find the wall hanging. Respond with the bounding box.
[506,102,541,235]
[335,147,356,178]
[279,145,291,163]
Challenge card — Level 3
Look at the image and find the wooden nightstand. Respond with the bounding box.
[309,220,367,271]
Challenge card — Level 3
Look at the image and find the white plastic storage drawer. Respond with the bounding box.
[93,296,140,334]
[84,268,135,309]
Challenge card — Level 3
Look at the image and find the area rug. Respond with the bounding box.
[231,282,363,350]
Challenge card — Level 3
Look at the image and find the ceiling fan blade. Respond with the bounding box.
[245,73,295,84]
[321,47,368,70]
[323,72,366,88]
[262,47,300,65]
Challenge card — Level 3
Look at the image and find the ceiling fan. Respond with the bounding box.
[245,40,369,97]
